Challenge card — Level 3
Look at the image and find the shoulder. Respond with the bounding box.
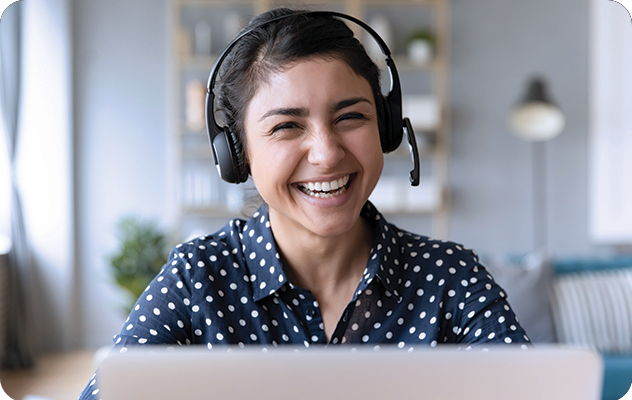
[377,219,480,274]
[166,204,275,281]
[398,232,483,287]
[166,216,250,278]
[363,201,477,263]
[366,202,487,295]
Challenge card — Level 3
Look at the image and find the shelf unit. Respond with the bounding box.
[169,0,450,239]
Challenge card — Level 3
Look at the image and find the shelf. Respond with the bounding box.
[178,54,439,72]
[175,0,256,6]
[180,54,218,70]
[363,0,441,5]
[179,205,240,217]
[180,201,262,219]
[369,178,442,214]
[177,121,207,136]
[386,132,436,159]
[393,56,439,71]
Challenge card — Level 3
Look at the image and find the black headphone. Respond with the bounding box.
[205,11,420,186]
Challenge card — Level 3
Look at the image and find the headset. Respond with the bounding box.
[205,10,420,186]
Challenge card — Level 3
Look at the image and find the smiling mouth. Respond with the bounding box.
[296,174,353,198]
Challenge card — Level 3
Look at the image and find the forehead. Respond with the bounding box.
[247,57,374,115]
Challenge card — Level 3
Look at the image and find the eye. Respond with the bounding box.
[337,112,367,123]
[271,121,301,134]
[335,112,369,131]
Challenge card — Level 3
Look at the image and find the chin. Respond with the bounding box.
[301,203,366,238]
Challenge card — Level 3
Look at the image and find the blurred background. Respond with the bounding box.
[1,0,632,399]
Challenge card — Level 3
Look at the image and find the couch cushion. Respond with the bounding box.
[554,258,632,275]
[484,252,556,343]
[550,268,632,353]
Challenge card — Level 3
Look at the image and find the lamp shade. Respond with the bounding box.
[509,78,565,141]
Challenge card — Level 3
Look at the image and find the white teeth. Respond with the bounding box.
[343,175,349,186]
[297,174,351,198]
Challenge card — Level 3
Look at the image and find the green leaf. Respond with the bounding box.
[107,216,169,313]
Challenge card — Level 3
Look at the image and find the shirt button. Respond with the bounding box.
[307,308,316,317]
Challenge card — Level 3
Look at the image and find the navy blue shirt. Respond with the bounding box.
[79,201,529,399]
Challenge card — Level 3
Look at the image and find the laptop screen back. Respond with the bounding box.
[98,345,602,400]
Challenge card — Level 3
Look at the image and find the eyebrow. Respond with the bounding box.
[259,107,308,122]
[331,97,372,112]
[258,97,372,122]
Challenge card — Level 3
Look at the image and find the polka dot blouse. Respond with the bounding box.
[78,201,529,400]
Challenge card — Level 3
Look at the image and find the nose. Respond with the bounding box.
[306,127,345,168]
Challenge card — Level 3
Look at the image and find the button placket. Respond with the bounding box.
[293,288,327,344]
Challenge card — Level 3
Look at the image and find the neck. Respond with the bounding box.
[268,209,373,294]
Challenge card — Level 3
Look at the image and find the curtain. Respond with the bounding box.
[0,1,35,368]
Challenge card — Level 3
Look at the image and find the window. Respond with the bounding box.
[589,0,632,242]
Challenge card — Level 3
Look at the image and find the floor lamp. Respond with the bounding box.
[509,77,565,254]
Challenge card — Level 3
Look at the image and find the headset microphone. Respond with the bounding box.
[404,118,420,186]
[206,11,421,186]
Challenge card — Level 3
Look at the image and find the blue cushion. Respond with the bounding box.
[551,258,632,399]
[602,355,632,400]
[553,258,632,275]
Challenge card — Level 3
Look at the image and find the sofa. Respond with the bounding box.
[485,254,632,400]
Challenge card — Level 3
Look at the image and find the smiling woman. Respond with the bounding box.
[244,57,384,336]
[79,8,529,400]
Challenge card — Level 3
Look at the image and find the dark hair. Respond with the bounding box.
[214,7,384,171]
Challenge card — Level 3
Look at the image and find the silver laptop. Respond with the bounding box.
[98,345,602,400]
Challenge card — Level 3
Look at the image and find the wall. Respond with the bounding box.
[446,0,608,259]
[380,0,610,260]
[71,0,611,348]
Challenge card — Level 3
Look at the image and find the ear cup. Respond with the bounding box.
[211,128,249,184]
[228,127,249,180]
[377,95,391,152]
[386,97,404,153]
[378,95,404,153]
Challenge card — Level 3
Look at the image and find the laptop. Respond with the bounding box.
[97,345,602,400]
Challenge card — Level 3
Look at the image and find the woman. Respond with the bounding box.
[79,8,528,400]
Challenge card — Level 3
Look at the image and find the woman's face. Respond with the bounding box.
[244,57,384,239]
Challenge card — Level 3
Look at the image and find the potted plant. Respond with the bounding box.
[406,29,435,65]
[108,216,169,313]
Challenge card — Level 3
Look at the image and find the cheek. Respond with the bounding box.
[347,130,384,169]
[357,133,384,191]
[248,143,299,190]
[366,144,384,181]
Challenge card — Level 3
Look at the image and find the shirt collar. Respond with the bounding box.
[357,201,406,303]
[242,201,405,303]
[240,203,289,302]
